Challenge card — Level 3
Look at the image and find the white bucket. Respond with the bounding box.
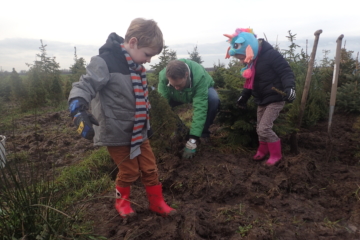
[0,135,6,168]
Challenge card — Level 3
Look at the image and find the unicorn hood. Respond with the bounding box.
[224,28,259,64]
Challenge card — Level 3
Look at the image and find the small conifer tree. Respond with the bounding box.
[10,68,28,111]
[10,68,27,103]
[336,73,360,113]
[211,61,226,88]
[150,45,177,78]
[27,65,46,109]
[187,45,203,65]
[25,40,62,107]
[148,89,180,157]
[65,47,87,99]
[0,73,11,102]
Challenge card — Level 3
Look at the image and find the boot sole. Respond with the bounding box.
[265,159,281,166]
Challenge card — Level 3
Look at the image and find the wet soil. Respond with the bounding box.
[2,109,360,240]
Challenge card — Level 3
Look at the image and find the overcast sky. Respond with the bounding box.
[1,0,359,72]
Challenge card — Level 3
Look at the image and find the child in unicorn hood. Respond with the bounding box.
[224,28,296,166]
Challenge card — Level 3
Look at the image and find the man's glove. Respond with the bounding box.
[69,98,99,140]
[236,95,247,109]
[182,139,197,159]
[283,87,296,103]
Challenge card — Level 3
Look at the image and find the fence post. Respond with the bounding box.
[328,34,344,134]
[290,30,323,154]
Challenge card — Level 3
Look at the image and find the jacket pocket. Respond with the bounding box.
[104,108,135,121]
[103,107,135,140]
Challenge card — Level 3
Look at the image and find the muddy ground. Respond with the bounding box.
[2,109,360,240]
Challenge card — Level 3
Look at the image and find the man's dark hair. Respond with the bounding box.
[166,60,188,80]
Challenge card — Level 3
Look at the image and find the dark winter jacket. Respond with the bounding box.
[241,39,295,106]
[68,32,148,146]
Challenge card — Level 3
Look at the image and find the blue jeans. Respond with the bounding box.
[169,87,220,138]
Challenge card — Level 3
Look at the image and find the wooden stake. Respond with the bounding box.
[328,34,344,134]
[290,29,323,154]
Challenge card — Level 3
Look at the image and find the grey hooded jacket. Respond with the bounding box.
[68,33,148,146]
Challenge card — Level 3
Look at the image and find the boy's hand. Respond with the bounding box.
[73,112,99,140]
[283,87,296,102]
[182,139,197,159]
[69,98,88,117]
[69,97,99,140]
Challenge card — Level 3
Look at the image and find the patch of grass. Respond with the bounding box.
[172,181,183,189]
[237,224,252,237]
[216,204,247,222]
[0,160,89,239]
[323,217,341,229]
[292,216,306,226]
[56,147,114,203]
[0,101,68,134]
[0,146,113,239]
[262,216,280,237]
[170,202,180,209]
[8,150,30,163]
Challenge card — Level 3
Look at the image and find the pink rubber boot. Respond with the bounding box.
[265,140,282,166]
[115,186,136,218]
[253,141,269,160]
[145,183,177,217]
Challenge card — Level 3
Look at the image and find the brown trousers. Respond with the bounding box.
[107,140,159,187]
[256,101,285,143]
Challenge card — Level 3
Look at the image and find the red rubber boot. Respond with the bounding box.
[253,141,269,160]
[115,186,135,218]
[145,183,177,217]
[265,140,282,166]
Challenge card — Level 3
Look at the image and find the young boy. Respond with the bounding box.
[224,28,296,166]
[158,59,220,159]
[68,18,176,218]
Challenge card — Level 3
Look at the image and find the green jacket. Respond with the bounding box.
[158,59,214,137]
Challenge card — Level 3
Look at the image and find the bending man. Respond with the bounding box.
[158,59,220,159]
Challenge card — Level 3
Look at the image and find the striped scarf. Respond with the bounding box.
[120,44,151,159]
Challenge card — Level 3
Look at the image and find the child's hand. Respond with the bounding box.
[237,102,247,110]
[69,98,88,118]
[283,87,296,102]
[237,95,248,109]
[73,112,99,140]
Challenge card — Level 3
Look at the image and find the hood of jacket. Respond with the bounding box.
[99,32,125,55]
[258,40,274,57]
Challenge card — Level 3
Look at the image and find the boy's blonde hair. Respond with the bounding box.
[125,18,164,54]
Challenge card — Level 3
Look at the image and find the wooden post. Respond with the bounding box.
[328,34,344,134]
[297,29,323,128]
[290,30,323,154]
[325,34,344,161]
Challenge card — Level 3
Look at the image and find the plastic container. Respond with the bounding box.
[0,135,6,168]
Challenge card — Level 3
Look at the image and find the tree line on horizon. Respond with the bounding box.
[0,31,359,148]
